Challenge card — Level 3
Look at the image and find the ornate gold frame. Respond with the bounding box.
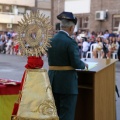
[17,11,52,56]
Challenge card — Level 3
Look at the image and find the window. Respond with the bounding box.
[38,9,51,19]
[82,17,89,28]
[18,7,25,14]
[79,16,89,29]
[4,5,11,12]
[5,6,10,10]
[113,15,120,30]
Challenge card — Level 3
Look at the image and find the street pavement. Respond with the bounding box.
[0,54,120,119]
[0,54,48,81]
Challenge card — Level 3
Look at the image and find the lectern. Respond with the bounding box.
[75,58,117,120]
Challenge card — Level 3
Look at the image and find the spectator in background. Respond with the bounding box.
[84,30,89,38]
[103,30,109,39]
[82,37,90,58]
[0,31,7,40]
[13,40,19,55]
[88,36,96,51]
[86,30,91,38]
[93,37,103,58]
[109,30,116,38]
[0,36,6,54]
[109,36,119,57]
[76,30,85,40]
[101,39,109,58]
[6,36,13,54]
[0,39,3,53]
[7,31,12,38]
[71,32,77,40]
[117,35,120,61]
[12,31,17,37]
[91,31,96,38]
[77,29,81,35]
[97,31,104,38]
[76,37,83,58]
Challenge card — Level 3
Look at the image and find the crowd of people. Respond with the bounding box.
[71,29,120,60]
[0,29,120,61]
[0,31,19,55]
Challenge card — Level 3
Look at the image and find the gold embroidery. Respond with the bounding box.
[16,69,59,120]
[32,100,56,115]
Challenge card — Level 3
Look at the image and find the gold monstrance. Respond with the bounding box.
[17,11,52,56]
[12,11,59,120]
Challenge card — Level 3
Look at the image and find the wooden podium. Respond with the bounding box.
[75,58,117,120]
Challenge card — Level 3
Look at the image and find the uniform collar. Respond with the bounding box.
[60,30,69,36]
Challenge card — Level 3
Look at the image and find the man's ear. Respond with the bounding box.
[70,26,73,32]
[70,26,73,31]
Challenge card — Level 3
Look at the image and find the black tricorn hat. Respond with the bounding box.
[57,11,77,25]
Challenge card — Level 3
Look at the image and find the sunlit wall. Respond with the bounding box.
[65,0,91,14]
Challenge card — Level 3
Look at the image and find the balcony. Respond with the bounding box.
[0,0,35,7]
[0,12,23,24]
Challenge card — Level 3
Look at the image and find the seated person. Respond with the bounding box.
[93,37,103,58]
[108,37,119,58]
[101,39,109,58]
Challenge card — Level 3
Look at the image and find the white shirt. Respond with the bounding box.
[6,39,12,46]
[76,35,81,40]
[82,41,90,52]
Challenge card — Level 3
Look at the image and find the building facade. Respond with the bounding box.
[0,0,65,31]
[65,0,120,32]
[52,0,65,30]
[36,0,52,29]
[0,0,35,31]
[90,0,120,32]
[2,0,120,32]
[36,0,65,30]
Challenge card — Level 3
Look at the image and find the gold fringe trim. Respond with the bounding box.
[12,116,59,120]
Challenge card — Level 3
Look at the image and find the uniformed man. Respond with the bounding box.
[48,11,88,120]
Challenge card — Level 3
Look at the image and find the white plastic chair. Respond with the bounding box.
[86,43,97,58]
[112,51,118,59]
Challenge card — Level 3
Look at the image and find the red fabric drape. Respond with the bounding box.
[25,56,43,69]
[11,71,26,116]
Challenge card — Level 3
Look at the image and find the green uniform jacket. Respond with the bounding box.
[48,31,85,94]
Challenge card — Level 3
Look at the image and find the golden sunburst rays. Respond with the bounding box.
[17,11,52,56]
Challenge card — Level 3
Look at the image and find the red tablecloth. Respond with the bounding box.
[0,79,21,95]
[0,79,21,120]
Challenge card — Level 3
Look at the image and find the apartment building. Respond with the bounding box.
[36,0,52,23]
[65,0,120,32]
[90,0,120,32]
[36,0,64,30]
[0,0,35,31]
[1,0,120,32]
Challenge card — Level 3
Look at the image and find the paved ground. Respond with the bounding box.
[0,54,120,119]
[0,54,48,81]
